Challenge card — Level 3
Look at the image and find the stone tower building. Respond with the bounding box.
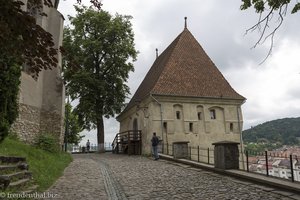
[12,0,65,145]
[117,22,246,155]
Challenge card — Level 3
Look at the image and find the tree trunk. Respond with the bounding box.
[97,116,105,153]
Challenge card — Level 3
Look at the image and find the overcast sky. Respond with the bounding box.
[58,0,300,146]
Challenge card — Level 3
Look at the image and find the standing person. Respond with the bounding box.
[86,140,90,153]
[151,132,159,160]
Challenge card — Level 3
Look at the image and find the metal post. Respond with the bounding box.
[189,146,192,160]
[290,155,294,182]
[172,144,174,156]
[128,131,130,156]
[265,151,269,176]
[198,146,200,162]
[208,148,210,164]
[64,96,70,152]
[167,142,169,155]
[139,131,142,155]
[246,151,249,172]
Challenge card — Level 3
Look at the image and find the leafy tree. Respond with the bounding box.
[0,0,102,76]
[63,6,138,152]
[65,102,84,145]
[240,0,300,62]
[0,0,58,77]
[79,0,103,9]
[0,0,101,142]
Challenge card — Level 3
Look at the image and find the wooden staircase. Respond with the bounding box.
[112,130,142,155]
[0,156,38,193]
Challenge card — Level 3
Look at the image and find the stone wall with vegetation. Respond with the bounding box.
[11,103,64,145]
[11,104,40,144]
[40,109,64,146]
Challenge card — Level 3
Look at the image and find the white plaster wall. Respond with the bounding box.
[19,1,64,113]
[119,95,244,155]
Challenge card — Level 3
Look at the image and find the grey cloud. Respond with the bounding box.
[286,86,300,100]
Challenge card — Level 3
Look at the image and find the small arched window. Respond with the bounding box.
[210,109,216,119]
[174,104,183,120]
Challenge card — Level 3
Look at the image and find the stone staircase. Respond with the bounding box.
[0,156,38,193]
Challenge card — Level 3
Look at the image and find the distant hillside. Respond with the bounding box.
[243,117,300,145]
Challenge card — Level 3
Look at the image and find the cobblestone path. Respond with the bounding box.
[47,153,300,200]
[46,154,108,200]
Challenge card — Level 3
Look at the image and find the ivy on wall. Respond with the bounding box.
[0,59,21,142]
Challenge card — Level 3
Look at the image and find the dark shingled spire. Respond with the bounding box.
[184,17,187,29]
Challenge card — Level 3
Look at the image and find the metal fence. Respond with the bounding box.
[163,144,215,165]
[245,151,300,182]
[67,143,112,153]
[161,143,300,183]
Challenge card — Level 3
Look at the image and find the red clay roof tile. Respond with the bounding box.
[121,28,245,115]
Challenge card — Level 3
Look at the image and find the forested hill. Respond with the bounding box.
[243,117,300,145]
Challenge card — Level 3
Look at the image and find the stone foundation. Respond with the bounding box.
[11,103,64,145]
[11,104,40,144]
[40,109,64,145]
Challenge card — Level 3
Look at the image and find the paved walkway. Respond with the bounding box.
[46,153,300,200]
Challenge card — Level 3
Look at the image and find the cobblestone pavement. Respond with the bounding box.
[47,153,300,200]
[46,154,108,200]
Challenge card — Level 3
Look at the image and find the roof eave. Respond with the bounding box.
[151,93,246,103]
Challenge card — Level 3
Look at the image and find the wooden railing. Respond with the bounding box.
[112,130,142,155]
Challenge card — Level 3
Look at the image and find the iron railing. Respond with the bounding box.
[161,143,300,183]
[112,130,142,155]
[244,150,300,182]
[67,143,112,153]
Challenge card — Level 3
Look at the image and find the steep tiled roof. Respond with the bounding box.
[121,27,245,115]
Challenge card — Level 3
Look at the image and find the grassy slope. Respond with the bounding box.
[0,137,72,191]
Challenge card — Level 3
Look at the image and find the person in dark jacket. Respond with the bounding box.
[151,132,159,160]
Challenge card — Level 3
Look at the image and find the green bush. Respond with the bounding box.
[35,133,60,153]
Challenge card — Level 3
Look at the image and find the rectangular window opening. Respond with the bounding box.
[197,112,202,120]
[163,122,167,133]
[210,110,216,119]
[189,123,193,132]
[230,123,233,132]
[176,111,181,119]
